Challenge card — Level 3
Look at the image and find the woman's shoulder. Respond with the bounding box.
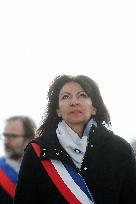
[93,126,134,165]
[95,125,132,151]
[26,130,59,151]
[24,136,45,153]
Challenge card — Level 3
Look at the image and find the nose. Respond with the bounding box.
[70,96,79,106]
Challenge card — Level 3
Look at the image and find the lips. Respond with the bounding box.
[70,110,82,114]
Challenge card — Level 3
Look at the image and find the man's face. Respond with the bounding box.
[3,119,29,160]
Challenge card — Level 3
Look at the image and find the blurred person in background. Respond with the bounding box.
[130,139,136,158]
[0,116,37,204]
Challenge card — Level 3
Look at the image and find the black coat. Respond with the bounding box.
[0,186,13,204]
[14,125,136,204]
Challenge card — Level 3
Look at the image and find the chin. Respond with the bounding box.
[6,152,22,160]
[68,119,86,125]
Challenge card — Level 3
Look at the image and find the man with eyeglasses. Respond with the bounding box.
[0,116,37,204]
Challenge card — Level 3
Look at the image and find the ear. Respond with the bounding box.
[92,107,97,115]
[57,109,61,117]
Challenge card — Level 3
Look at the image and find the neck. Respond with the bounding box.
[68,123,84,137]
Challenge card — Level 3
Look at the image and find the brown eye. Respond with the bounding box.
[62,94,69,100]
[79,92,88,98]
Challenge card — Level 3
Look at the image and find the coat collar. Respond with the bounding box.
[32,125,112,162]
[33,131,73,163]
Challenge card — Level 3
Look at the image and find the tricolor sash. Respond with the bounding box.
[0,157,18,198]
[32,143,96,204]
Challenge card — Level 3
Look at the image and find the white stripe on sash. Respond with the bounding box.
[51,160,94,204]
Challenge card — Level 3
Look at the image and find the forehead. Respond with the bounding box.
[59,82,84,94]
[4,119,24,134]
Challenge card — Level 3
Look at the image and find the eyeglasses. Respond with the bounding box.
[0,133,24,141]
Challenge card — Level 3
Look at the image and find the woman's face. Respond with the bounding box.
[57,82,96,129]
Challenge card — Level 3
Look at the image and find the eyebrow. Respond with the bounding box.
[59,92,70,95]
[60,91,86,96]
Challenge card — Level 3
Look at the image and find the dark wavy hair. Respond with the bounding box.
[39,75,111,134]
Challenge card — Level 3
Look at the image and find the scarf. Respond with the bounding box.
[56,118,97,169]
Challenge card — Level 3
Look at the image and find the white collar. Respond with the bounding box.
[5,157,21,173]
[56,119,96,169]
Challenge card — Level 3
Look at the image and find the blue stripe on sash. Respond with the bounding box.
[0,157,18,184]
[63,162,95,203]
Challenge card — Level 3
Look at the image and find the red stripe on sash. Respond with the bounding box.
[0,169,16,198]
[32,143,81,204]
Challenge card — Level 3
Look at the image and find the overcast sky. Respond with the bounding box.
[0,0,136,155]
